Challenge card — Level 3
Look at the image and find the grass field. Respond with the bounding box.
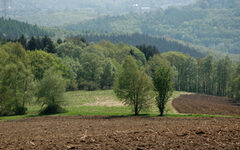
[0,90,239,121]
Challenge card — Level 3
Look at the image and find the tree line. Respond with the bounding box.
[0,36,239,116]
[74,32,207,58]
[0,17,54,39]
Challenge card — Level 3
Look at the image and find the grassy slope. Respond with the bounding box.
[1,90,239,121]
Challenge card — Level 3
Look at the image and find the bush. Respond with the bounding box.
[36,68,66,115]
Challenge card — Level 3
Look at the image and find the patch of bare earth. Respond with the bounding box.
[173,94,240,116]
[0,116,240,149]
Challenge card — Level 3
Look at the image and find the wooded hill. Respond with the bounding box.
[65,0,240,58]
[4,0,196,26]
[0,17,54,39]
[75,32,222,58]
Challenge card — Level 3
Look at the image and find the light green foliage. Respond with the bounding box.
[28,50,69,80]
[114,56,153,115]
[56,41,85,59]
[232,75,240,102]
[146,54,170,77]
[232,61,240,101]
[216,56,232,97]
[162,52,190,91]
[199,55,215,95]
[153,66,174,116]
[55,39,146,90]
[0,43,34,116]
[100,59,115,89]
[36,68,66,114]
[61,57,81,90]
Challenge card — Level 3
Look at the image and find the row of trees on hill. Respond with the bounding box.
[75,33,207,58]
[0,36,240,116]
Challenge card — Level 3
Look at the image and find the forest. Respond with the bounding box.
[0,36,240,116]
[0,17,53,39]
[65,0,240,59]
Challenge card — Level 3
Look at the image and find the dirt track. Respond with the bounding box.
[173,94,240,116]
[0,116,240,149]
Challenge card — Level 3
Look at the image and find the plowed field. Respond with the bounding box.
[172,94,240,116]
[0,116,240,149]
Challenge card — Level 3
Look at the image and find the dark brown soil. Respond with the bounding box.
[172,94,240,116]
[0,116,240,149]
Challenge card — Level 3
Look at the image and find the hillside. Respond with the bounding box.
[65,0,240,56]
[77,33,211,58]
[0,17,53,39]
[1,0,196,26]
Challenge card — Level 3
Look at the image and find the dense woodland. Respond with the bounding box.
[0,36,240,116]
[0,17,53,39]
[76,32,219,58]
[65,0,240,59]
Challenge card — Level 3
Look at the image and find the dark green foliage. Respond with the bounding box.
[136,45,159,61]
[17,35,27,48]
[27,36,55,52]
[57,38,63,44]
[41,35,56,53]
[27,36,41,50]
[0,17,53,39]
[153,66,173,116]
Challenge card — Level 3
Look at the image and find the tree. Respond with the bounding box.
[136,45,159,61]
[36,68,66,115]
[114,56,153,115]
[28,50,69,80]
[100,60,115,89]
[0,42,34,116]
[27,36,40,51]
[42,35,55,53]
[17,35,27,48]
[232,75,240,102]
[153,66,173,116]
[232,61,240,101]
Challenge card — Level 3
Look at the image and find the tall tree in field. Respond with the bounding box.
[153,66,173,116]
[114,56,153,115]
